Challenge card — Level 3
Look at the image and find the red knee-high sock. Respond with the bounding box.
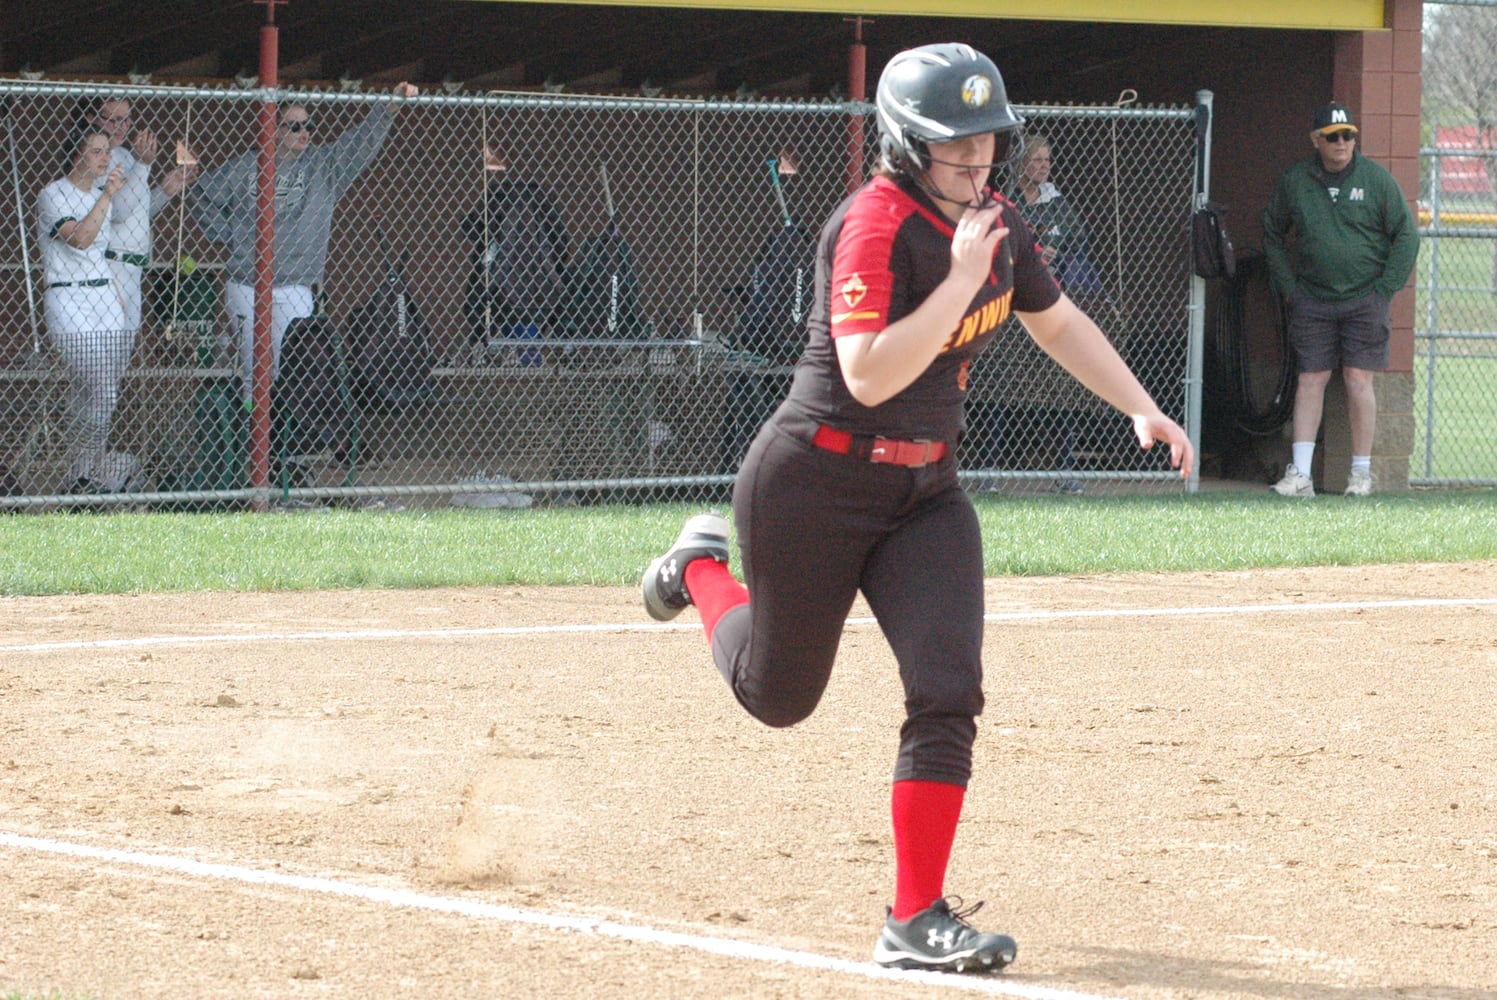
[891,779,966,921]
[684,558,748,642]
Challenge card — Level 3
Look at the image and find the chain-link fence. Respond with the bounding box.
[1417,141,1497,487]
[1,80,1200,510]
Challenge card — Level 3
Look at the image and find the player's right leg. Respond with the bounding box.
[862,482,1014,974]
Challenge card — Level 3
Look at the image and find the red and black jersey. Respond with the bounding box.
[782,174,1060,443]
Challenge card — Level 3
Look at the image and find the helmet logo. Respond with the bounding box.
[961,75,992,109]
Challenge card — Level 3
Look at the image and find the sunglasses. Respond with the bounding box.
[1322,130,1356,143]
[281,120,312,133]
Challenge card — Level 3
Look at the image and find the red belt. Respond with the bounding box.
[811,425,949,467]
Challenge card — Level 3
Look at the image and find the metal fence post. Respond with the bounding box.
[1185,89,1214,494]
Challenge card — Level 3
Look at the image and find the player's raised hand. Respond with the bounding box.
[131,128,159,164]
[949,202,1006,288]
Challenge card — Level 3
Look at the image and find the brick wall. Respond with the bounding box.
[1320,0,1422,493]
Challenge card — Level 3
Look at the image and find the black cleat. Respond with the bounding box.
[641,513,730,621]
[873,898,1017,974]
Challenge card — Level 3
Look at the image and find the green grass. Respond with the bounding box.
[1413,236,1497,481]
[1416,232,1497,329]
[1413,350,1497,481]
[3,491,1495,597]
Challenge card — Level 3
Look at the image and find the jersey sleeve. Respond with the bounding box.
[1260,170,1297,298]
[828,190,899,338]
[1374,169,1419,297]
[188,156,241,245]
[326,103,395,195]
[35,184,74,241]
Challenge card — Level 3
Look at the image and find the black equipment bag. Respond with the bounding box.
[1191,201,1237,279]
[347,215,437,406]
[729,221,815,363]
[461,178,572,344]
[274,315,355,461]
[564,227,650,340]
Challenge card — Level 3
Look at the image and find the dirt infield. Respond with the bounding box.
[3,562,1495,1000]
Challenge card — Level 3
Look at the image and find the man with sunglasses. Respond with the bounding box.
[190,81,418,399]
[1263,102,1418,497]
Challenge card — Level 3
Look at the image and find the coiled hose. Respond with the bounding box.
[1208,250,1296,436]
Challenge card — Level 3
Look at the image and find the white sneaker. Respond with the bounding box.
[1344,468,1373,496]
[1271,463,1314,497]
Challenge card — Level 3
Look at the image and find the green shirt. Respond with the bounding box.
[1262,151,1419,303]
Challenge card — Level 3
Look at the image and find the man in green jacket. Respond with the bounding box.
[1262,102,1419,497]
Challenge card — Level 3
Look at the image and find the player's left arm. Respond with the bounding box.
[1017,294,1194,477]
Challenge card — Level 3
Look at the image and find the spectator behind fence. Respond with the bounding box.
[1263,101,1419,497]
[972,133,1106,493]
[1014,133,1104,296]
[79,96,197,338]
[35,127,130,493]
[189,81,419,399]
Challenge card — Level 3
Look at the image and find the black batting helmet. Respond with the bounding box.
[875,43,1024,174]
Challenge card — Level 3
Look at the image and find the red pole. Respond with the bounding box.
[251,1,283,507]
[845,17,869,195]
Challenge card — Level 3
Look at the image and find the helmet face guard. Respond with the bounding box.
[875,43,1025,182]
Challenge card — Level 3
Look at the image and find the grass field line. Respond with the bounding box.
[0,831,1124,1000]
[2,596,1495,655]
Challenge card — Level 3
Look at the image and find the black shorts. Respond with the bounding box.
[1288,290,1391,372]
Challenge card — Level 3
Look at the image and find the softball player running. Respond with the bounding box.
[36,127,131,492]
[643,43,1193,974]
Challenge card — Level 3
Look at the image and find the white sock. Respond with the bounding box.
[1351,456,1371,475]
[1292,442,1315,476]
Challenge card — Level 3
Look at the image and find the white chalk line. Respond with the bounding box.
[2,595,1493,655]
[0,831,1122,1000]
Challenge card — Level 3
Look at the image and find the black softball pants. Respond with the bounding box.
[711,407,986,787]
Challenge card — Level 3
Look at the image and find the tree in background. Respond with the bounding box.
[1423,3,1497,230]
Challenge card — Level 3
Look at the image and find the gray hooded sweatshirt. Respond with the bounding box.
[190,103,394,287]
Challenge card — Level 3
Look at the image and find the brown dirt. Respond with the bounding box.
[3,562,1495,999]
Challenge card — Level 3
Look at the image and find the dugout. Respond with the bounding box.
[2,0,1424,501]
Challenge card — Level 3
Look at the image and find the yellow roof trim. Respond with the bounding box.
[477,0,1386,30]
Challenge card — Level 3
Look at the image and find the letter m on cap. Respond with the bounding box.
[1331,108,1349,124]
